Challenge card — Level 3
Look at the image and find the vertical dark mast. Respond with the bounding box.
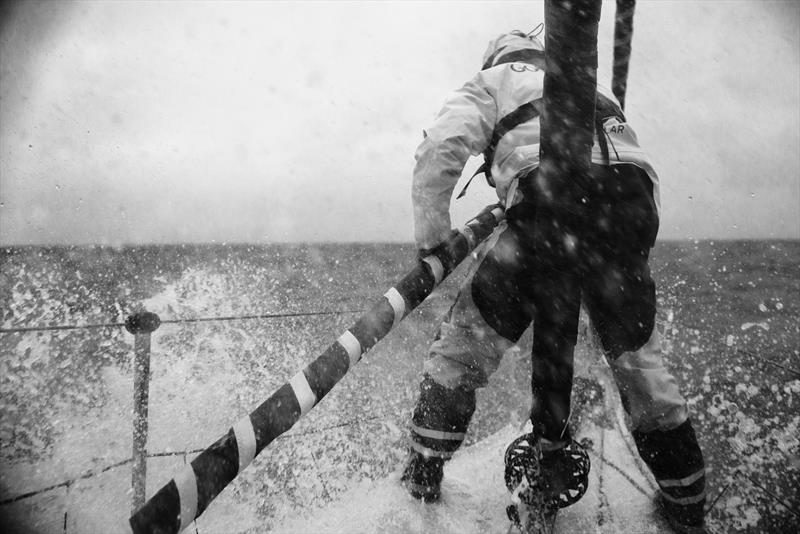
[538,0,601,205]
[529,0,602,441]
[613,0,636,110]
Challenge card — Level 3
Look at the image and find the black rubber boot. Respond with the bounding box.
[400,451,444,502]
[401,375,476,502]
[633,419,706,532]
[655,492,708,534]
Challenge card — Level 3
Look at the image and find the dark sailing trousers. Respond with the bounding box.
[473,163,659,441]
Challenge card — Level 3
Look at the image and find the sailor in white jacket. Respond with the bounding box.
[402,31,707,533]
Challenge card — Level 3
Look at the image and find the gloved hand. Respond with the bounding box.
[416,229,461,261]
[417,202,504,261]
[471,202,504,223]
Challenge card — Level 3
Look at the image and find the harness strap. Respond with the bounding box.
[594,93,626,164]
[457,98,543,199]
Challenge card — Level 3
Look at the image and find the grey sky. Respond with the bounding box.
[1,0,798,245]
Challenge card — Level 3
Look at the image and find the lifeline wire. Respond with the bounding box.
[0,309,363,335]
[0,414,387,506]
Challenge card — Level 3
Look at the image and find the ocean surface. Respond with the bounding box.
[1,240,798,533]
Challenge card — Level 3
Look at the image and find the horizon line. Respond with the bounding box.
[2,237,800,250]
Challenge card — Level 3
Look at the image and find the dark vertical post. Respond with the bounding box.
[530,0,602,441]
[125,311,161,513]
[540,0,601,195]
[613,0,636,110]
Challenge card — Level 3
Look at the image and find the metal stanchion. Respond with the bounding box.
[125,311,161,513]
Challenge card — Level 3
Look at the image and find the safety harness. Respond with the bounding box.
[457,93,626,199]
[457,98,543,199]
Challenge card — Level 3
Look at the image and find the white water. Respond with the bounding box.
[2,257,798,533]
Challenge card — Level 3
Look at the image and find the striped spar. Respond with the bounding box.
[127,204,505,534]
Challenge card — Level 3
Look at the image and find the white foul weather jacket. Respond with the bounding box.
[411,62,661,251]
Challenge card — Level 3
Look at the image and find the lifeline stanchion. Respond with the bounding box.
[127,204,505,534]
[125,311,161,513]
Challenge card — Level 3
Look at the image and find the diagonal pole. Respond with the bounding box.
[127,205,505,534]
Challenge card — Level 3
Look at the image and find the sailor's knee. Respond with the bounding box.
[613,342,689,432]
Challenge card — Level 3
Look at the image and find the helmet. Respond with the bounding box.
[481,26,545,70]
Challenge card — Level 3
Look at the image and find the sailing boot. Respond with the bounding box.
[401,375,476,502]
[400,451,445,502]
[654,492,708,534]
[633,419,707,533]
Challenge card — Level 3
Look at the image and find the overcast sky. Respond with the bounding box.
[1,0,798,245]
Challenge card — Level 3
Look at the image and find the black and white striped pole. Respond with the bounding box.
[125,311,161,513]
[127,205,505,534]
